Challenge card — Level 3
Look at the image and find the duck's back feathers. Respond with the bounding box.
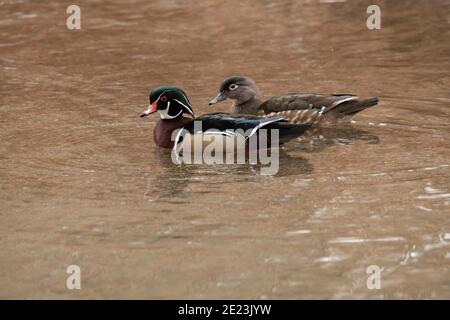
[259,93,350,113]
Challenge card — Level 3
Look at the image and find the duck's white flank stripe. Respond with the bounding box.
[172,128,185,164]
[248,117,283,139]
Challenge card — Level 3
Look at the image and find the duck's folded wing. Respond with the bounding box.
[183,113,281,133]
[183,112,310,143]
[259,93,378,120]
[260,93,357,113]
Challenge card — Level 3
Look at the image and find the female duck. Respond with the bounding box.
[140,86,315,152]
[209,76,379,124]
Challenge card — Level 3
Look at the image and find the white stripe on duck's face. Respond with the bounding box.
[173,98,195,118]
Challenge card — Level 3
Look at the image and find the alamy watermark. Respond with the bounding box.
[366,5,381,30]
[366,265,383,289]
[66,265,81,290]
[66,5,380,31]
[66,5,81,30]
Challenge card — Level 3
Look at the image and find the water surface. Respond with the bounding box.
[1,0,449,299]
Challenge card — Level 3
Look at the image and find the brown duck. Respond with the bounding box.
[209,76,379,125]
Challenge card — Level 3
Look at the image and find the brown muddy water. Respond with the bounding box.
[1,0,450,299]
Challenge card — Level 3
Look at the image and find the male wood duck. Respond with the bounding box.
[140,86,315,152]
[209,76,379,124]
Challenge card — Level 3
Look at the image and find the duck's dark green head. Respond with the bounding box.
[140,86,195,119]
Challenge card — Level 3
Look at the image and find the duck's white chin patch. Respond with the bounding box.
[158,102,182,119]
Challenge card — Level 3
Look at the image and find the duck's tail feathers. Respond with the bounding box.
[333,97,379,117]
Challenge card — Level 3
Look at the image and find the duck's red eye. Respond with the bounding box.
[160,96,168,102]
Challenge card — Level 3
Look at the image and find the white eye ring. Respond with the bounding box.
[229,84,238,91]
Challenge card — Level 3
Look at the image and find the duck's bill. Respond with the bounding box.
[209,92,227,106]
[140,102,157,117]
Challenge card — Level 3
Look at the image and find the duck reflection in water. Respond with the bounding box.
[144,147,314,202]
